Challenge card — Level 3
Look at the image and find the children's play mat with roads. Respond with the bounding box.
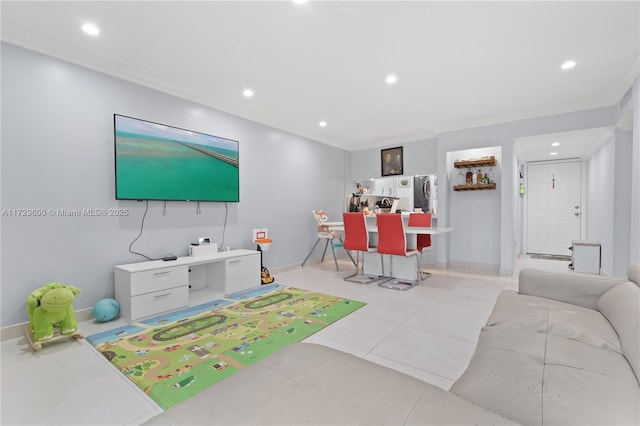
[87,283,365,409]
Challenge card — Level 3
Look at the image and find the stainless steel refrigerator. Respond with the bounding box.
[413,175,431,212]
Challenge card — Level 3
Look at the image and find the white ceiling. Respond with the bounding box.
[514,127,613,163]
[1,1,638,160]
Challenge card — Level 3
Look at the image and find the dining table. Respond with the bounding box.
[328,217,453,281]
[329,224,453,235]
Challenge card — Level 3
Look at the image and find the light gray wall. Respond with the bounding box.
[351,138,439,182]
[512,153,524,260]
[446,147,502,270]
[586,127,635,277]
[631,77,640,264]
[350,108,623,276]
[586,135,616,275]
[613,128,633,276]
[0,43,347,327]
[2,42,636,328]
[436,107,617,276]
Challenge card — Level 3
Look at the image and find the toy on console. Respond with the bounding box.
[261,267,274,284]
[253,228,275,284]
[26,282,83,350]
[92,298,120,322]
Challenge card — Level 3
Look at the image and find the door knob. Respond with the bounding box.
[574,212,580,216]
[575,205,580,209]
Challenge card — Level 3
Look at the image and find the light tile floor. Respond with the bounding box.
[0,255,570,425]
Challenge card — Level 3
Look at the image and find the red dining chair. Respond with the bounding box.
[342,212,385,284]
[375,213,421,290]
[408,212,432,280]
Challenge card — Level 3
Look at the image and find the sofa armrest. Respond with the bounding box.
[518,268,628,310]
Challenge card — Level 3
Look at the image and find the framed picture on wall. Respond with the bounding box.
[381,146,403,176]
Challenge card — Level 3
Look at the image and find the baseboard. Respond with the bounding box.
[1,308,94,342]
[269,254,354,275]
[424,262,450,271]
[3,257,351,340]
[499,267,514,277]
[446,260,501,276]
[268,263,304,274]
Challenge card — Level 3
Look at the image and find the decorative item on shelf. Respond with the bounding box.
[453,157,498,168]
[453,182,497,191]
[398,177,411,188]
[452,156,498,191]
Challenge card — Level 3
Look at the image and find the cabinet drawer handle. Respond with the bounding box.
[229,260,241,265]
[154,292,171,299]
[154,271,171,276]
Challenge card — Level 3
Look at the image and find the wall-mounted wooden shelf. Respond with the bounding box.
[453,158,497,168]
[453,183,496,191]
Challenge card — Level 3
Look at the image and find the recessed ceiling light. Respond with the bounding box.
[385,74,398,85]
[551,142,560,147]
[81,22,100,36]
[292,0,308,4]
[550,152,558,156]
[319,121,327,127]
[561,60,576,70]
[242,89,254,98]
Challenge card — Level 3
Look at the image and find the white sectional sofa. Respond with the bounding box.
[146,265,639,425]
[451,264,640,425]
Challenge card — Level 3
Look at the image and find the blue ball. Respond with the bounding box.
[93,298,120,322]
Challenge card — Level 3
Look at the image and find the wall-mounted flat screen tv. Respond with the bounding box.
[114,114,239,202]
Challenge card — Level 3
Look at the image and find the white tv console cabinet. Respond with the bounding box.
[114,249,261,322]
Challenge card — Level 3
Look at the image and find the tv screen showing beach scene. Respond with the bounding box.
[114,114,239,202]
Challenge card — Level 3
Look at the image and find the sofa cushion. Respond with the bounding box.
[450,328,546,424]
[597,281,640,383]
[405,383,519,425]
[145,343,516,425]
[543,335,640,425]
[518,269,627,310]
[484,290,548,332]
[486,290,621,352]
[452,290,639,425]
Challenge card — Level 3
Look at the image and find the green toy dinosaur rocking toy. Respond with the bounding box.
[26,282,84,350]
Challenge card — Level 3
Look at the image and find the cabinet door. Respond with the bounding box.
[131,285,189,321]
[225,254,261,295]
[129,266,188,296]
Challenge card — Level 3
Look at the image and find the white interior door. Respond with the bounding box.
[526,161,582,255]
